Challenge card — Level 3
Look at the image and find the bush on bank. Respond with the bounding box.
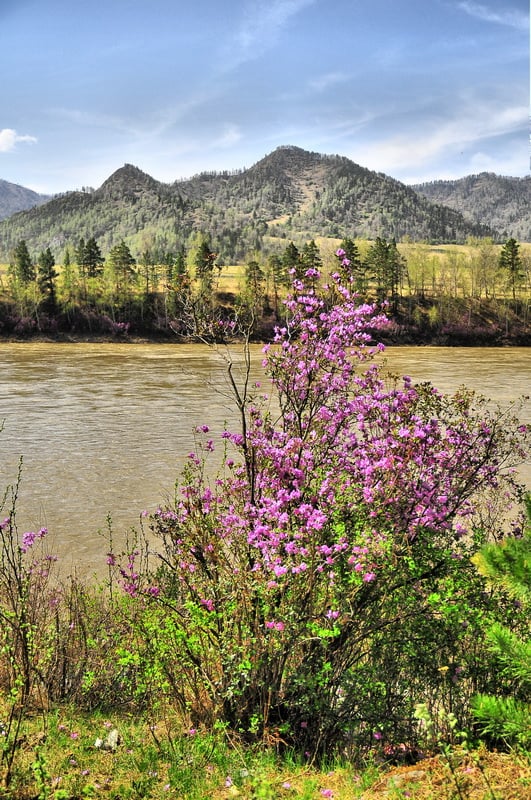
[0,260,529,792]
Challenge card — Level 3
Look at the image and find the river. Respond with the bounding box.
[0,343,529,574]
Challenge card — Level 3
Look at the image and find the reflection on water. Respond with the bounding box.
[0,343,529,573]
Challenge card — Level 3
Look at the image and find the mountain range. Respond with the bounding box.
[0,178,49,221]
[0,146,528,262]
[412,173,531,242]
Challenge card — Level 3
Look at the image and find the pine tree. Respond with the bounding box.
[11,240,35,284]
[173,246,188,281]
[365,236,390,299]
[387,238,407,311]
[244,260,265,316]
[338,237,365,290]
[75,237,87,279]
[365,237,406,306]
[108,240,136,291]
[268,253,290,289]
[300,239,322,273]
[499,238,523,300]
[84,236,105,279]
[470,495,531,747]
[60,246,76,304]
[282,242,301,280]
[37,247,58,310]
[194,236,217,295]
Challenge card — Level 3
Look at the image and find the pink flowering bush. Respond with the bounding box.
[121,263,528,757]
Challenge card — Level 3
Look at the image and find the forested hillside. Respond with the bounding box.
[0,147,496,262]
[412,173,531,241]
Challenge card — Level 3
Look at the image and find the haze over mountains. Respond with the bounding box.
[0,179,50,221]
[412,173,531,242]
[0,147,528,262]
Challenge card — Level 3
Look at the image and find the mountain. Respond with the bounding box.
[412,173,531,241]
[0,178,50,221]
[0,147,501,261]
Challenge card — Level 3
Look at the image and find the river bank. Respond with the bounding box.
[1,292,529,346]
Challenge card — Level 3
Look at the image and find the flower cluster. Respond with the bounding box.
[20,527,47,553]
[136,263,528,754]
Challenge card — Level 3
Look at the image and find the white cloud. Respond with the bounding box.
[213,124,243,148]
[0,128,37,152]
[222,0,317,69]
[457,2,529,31]
[349,100,528,178]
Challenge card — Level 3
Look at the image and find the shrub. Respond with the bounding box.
[114,264,529,758]
[470,495,531,748]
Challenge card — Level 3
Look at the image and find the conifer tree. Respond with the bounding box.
[471,495,531,747]
[37,247,58,311]
[499,237,523,300]
[194,235,217,295]
[300,239,322,273]
[84,236,105,279]
[244,259,265,298]
[338,237,365,290]
[11,240,35,284]
[282,242,301,280]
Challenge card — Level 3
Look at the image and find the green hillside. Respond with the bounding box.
[0,147,497,263]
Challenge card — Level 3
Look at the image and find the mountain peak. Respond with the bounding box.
[257,144,333,169]
[97,164,162,197]
[0,147,526,260]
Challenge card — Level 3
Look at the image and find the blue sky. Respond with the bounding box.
[0,0,528,194]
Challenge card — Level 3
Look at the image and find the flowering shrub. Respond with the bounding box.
[120,263,528,757]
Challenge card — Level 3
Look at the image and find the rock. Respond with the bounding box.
[94,728,120,751]
[386,769,426,789]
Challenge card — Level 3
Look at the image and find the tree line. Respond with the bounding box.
[1,233,529,341]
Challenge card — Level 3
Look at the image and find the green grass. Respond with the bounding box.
[1,704,529,799]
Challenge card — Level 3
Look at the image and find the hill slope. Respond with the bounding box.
[0,178,50,221]
[0,147,499,261]
[412,173,531,241]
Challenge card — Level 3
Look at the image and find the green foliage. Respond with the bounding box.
[10,239,35,284]
[471,495,531,747]
[365,236,406,303]
[78,236,105,280]
[37,247,58,310]
[499,237,524,299]
[0,147,500,268]
[414,173,531,243]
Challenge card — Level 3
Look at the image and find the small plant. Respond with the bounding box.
[0,457,56,790]
[471,494,531,749]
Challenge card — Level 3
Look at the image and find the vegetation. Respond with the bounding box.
[0,232,530,343]
[413,173,531,243]
[0,148,502,265]
[471,496,531,748]
[1,146,530,344]
[0,264,529,798]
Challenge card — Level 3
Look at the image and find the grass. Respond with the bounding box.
[1,705,529,799]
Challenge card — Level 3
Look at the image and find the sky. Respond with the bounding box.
[0,0,529,194]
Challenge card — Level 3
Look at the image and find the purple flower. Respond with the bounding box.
[20,527,47,553]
